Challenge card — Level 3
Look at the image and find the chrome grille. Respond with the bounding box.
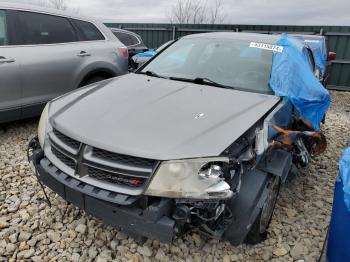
[48,129,159,193]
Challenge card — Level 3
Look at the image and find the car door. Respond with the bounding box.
[0,9,21,121]
[13,10,84,116]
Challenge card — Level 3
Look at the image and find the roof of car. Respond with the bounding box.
[0,1,97,23]
[183,32,282,44]
[288,34,326,40]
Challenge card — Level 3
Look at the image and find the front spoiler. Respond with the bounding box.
[31,149,175,242]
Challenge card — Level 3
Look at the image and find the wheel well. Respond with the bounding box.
[79,70,116,87]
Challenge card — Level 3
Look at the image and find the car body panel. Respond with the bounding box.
[51,73,280,160]
[0,46,21,112]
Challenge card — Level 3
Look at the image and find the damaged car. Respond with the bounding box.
[28,32,330,245]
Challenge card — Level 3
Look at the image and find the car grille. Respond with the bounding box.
[52,129,81,150]
[49,129,158,193]
[51,146,76,170]
[92,148,157,169]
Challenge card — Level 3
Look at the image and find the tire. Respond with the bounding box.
[245,175,281,245]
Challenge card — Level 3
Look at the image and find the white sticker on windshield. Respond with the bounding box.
[249,42,284,53]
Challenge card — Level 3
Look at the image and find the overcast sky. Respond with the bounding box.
[5,0,350,25]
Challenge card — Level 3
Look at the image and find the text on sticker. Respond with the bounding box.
[249,42,283,53]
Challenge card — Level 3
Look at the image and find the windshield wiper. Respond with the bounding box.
[169,76,234,90]
[142,70,169,79]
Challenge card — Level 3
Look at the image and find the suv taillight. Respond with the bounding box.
[118,47,129,59]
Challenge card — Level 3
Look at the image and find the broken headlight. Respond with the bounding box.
[145,157,233,200]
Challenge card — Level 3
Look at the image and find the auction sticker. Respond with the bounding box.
[249,42,284,52]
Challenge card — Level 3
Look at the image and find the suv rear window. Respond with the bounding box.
[0,10,7,46]
[16,11,77,45]
[71,19,105,41]
[113,31,140,46]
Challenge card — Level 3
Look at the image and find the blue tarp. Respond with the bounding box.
[269,34,331,131]
[132,50,157,59]
[327,176,350,261]
[294,35,328,76]
[326,146,350,261]
[340,146,350,211]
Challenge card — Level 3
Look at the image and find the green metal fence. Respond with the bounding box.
[105,23,350,91]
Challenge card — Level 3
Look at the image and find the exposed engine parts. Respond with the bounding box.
[172,199,233,238]
[271,124,327,167]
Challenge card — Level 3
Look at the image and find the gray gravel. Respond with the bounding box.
[0,90,349,262]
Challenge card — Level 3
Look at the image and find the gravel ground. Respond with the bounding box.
[0,90,349,262]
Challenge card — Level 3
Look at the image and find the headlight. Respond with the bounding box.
[145,157,233,199]
[38,103,49,148]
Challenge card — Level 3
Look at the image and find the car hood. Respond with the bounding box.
[50,74,279,160]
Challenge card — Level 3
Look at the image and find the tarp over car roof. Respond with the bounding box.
[269,34,331,131]
[291,35,328,76]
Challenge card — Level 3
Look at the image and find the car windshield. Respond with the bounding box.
[141,37,274,94]
[156,41,173,52]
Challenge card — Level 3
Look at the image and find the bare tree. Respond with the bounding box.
[36,0,68,11]
[48,0,67,10]
[209,0,226,24]
[169,0,225,24]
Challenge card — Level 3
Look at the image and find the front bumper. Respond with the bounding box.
[30,149,176,242]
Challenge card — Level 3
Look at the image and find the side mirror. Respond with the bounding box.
[328,52,336,61]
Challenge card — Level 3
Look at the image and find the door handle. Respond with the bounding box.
[0,56,15,63]
[77,51,91,57]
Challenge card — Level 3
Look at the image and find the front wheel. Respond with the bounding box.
[245,175,281,244]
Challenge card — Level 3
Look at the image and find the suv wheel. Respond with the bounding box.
[245,175,281,244]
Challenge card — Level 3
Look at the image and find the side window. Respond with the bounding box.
[16,11,76,45]
[128,34,140,46]
[71,19,105,41]
[0,10,7,46]
[113,31,132,46]
[305,48,316,72]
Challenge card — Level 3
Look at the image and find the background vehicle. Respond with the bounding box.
[110,28,148,59]
[0,3,128,123]
[130,40,174,70]
[29,33,329,245]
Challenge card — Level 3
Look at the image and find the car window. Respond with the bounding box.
[159,44,192,67]
[304,48,316,72]
[0,10,7,46]
[16,11,77,45]
[71,19,105,41]
[156,41,173,52]
[128,34,141,46]
[142,38,274,94]
[113,31,133,46]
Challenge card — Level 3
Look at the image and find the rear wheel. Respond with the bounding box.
[245,175,281,244]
